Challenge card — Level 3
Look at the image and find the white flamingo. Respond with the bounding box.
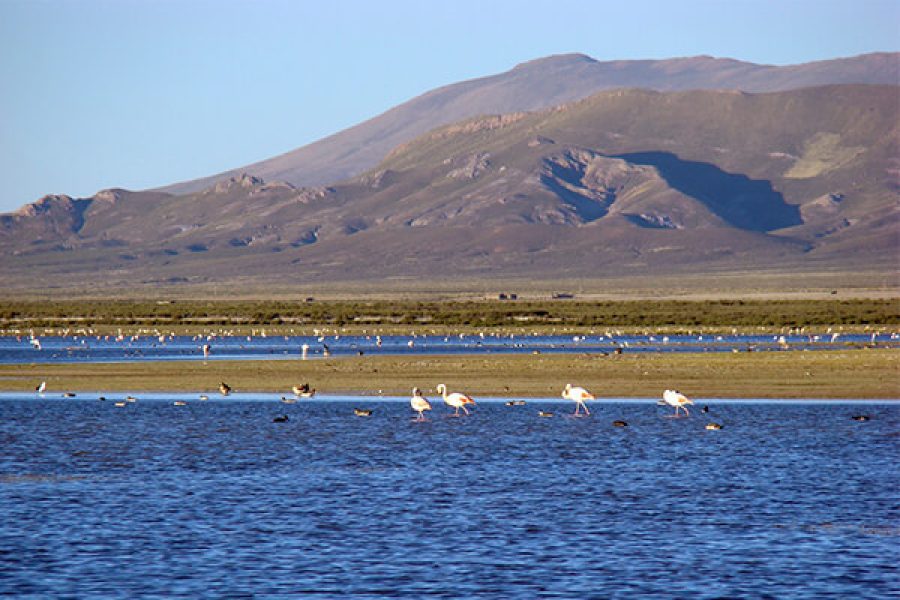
[410,387,432,421]
[660,389,694,417]
[562,383,594,415]
[437,383,476,416]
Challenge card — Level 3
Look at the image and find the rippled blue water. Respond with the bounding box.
[2,332,896,364]
[1,397,897,598]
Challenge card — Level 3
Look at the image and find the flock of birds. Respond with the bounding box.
[31,379,874,428]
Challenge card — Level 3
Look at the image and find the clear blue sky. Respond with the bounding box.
[1,0,897,212]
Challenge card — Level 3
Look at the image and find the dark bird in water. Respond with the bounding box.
[98,396,106,402]
[505,400,526,406]
[701,405,710,414]
[63,392,76,398]
[538,411,554,418]
[705,422,723,430]
[851,415,870,422]
[273,414,289,423]
[219,382,232,396]
[613,420,628,427]
[354,408,373,417]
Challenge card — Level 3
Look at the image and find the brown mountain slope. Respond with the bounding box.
[160,52,899,195]
[1,85,897,291]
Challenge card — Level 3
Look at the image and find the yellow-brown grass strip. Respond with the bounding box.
[2,349,897,399]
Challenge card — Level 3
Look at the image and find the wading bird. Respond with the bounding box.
[35,381,46,394]
[660,389,694,417]
[410,387,432,421]
[219,382,232,396]
[562,383,594,415]
[437,384,475,416]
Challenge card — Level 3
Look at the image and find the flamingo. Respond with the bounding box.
[660,389,694,417]
[562,383,594,415]
[437,384,475,416]
[410,387,432,421]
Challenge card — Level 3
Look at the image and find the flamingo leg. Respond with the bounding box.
[573,402,580,415]
[583,401,590,415]
[683,406,690,416]
[462,405,470,416]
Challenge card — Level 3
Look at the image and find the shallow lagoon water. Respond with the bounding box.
[2,332,897,364]
[1,396,897,598]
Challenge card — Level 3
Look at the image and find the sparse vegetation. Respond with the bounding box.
[0,299,900,330]
[0,298,896,330]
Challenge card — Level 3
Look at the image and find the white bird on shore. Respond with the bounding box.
[36,381,46,394]
[410,387,432,421]
[660,389,694,417]
[437,383,476,416]
[562,383,594,416]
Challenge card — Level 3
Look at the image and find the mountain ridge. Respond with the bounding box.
[154,52,899,196]
[2,84,896,291]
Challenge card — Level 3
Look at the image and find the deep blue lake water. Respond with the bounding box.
[1,396,897,598]
[2,331,897,364]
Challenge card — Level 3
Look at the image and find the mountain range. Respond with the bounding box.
[2,53,898,293]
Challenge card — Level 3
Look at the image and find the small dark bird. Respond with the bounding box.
[273,414,289,423]
[219,382,232,396]
[354,408,372,417]
[705,422,723,430]
[98,396,106,402]
[851,415,870,422]
[63,392,76,398]
[538,411,554,418]
[505,400,526,406]
[701,405,709,414]
[613,420,628,427]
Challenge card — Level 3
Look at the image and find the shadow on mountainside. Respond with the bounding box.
[615,152,801,232]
